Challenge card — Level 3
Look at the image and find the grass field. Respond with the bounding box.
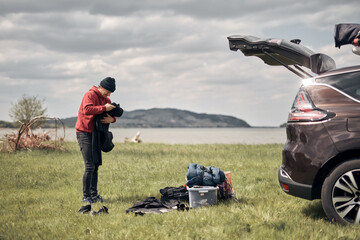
[0,142,359,239]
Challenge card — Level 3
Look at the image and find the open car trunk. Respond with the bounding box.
[228,35,336,78]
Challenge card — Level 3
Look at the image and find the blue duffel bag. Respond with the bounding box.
[186,163,225,187]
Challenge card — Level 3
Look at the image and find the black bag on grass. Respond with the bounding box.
[160,186,189,202]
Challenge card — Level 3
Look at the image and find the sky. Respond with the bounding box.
[0,0,359,126]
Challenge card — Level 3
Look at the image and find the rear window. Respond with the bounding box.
[315,71,360,100]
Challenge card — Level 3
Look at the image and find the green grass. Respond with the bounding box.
[0,143,359,239]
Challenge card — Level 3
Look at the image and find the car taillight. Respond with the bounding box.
[288,89,334,122]
[288,110,328,121]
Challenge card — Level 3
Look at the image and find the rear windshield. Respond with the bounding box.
[315,71,360,100]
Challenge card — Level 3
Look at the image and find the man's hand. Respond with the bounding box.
[105,103,116,111]
[101,113,114,124]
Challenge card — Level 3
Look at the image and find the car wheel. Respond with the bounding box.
[321,159,360,224]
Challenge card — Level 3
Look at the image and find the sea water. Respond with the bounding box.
[0,128,286,144]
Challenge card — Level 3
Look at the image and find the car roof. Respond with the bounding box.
[228,35,336,77]
[317,65,360,78]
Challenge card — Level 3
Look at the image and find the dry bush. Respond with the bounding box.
[1,116,65,152]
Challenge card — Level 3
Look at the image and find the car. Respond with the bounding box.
[228,24,360,225]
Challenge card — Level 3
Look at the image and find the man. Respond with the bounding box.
[75,77,117,204]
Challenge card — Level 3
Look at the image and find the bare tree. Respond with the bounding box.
[9,95,47,126]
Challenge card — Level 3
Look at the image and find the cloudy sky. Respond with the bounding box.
[0,0,359,126]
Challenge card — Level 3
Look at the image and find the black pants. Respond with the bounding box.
[76,132,99,198]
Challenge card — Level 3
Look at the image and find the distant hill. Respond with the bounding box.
[61,108,251,128]
[0,120,16,128]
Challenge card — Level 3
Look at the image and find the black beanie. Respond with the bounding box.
[100,77,116,92]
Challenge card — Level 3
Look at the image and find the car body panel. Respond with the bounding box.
[304,81,360,153]
[348,118,360,132]
[278,168,313,200]
[282,121,338,185]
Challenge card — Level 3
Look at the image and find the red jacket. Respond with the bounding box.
[75,86,116,133]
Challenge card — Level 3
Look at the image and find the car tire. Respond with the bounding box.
[321,159,360,224]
